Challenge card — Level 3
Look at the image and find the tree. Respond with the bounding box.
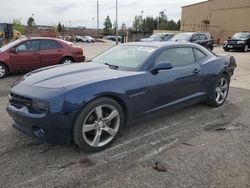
[158,11,168,30]
[57,22,62,32]
[13,19,24,34]
[121,23,126,31]
[27,16,35,28]
[132,15,143,32]
[142,17,157,33]
[176,20,181,30]
[103,16,112,35]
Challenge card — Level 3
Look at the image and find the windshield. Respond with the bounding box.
[171,33,192,41]
[149,33,163,39]
[232,32,250,40]
[0,38,25,52]
[92,45,157,71]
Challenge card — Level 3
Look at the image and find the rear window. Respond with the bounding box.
[40,40,61,50]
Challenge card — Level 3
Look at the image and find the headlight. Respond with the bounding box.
[32,99,48,113]
[237,41,245,44]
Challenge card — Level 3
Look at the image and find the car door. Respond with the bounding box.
[9,40,40,71]
[145,47,203,113]
[198,34,210,48]
[39,39,63,67]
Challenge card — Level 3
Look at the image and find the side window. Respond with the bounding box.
[40,40,61,50]
[200,34,207,40]
[193,48,207,61]
[192,34,199,41]
[16,40,40,52]
[155,48,195,67]
[163,35,170,41]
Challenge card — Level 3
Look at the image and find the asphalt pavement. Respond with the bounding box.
[0,44,249,188]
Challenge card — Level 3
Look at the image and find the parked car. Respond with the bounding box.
[171,32,214,51]
[104,35,121,42]
[223,32,250,52]
[140,33,174,42]
[0,37,85,78]
[76,36,95,43]
[7,42,236,151]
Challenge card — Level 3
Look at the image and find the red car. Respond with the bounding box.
[0,37,85,78]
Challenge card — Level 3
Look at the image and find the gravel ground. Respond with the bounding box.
[0,44,249,188]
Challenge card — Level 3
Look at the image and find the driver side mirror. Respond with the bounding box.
[151,62,173,75]
[11,48,17,54]
[190,37,197,42]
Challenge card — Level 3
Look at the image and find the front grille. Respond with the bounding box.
[227,40,237,45]
[9,93,32,109]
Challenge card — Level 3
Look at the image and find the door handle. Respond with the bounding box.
[192,69,200,74]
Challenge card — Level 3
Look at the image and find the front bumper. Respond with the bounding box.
[6,103,76,144]
[223,43,245,50]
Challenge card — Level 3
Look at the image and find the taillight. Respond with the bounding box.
[80,48,83,55]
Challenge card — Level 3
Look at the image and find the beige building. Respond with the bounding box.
[181,0,250,43]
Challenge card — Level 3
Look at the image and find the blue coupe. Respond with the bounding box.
[7,42,236,151]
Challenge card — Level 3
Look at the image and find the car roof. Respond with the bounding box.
[123,41,203,49]
[25,37,60,40]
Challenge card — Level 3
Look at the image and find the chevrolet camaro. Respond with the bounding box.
[7,42,236,152]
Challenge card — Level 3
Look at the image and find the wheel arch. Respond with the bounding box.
[71,93,128,142]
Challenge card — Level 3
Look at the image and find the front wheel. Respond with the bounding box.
[206,75,229,107]
[73,97,124,152]
[244,45,248,52]
[0,63,8,79]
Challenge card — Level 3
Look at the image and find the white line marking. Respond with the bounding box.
[93,124,175,158]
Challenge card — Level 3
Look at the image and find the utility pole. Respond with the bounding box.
[115,0,118,45]
[97,0,99,37]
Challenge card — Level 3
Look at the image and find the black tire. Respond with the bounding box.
[0,63,8,79]
[73,97,124,152]
[60,57,74,64]
[243,45,248,52]
[224,48,229,52]
[207,46,213,51]
[206,74,230,107]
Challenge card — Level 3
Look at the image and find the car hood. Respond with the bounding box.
[228,38,246,41]
[17,62,140,89]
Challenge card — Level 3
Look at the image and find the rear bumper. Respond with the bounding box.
[6,103,76,144]
[74,55,85,62]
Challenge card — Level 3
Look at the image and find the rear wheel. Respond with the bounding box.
[73,97,124,152]
[0,63,8,79]
[61,57,74,64]
[206,75,229,107]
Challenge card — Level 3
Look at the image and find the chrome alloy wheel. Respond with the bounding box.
[215,77,229,104]
[63,59,73,64]
[82,105,120,147]
[0,65,6,78]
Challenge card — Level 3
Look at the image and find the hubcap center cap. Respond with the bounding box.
[96,121,106,129]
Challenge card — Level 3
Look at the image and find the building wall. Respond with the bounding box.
[181,0,250,43]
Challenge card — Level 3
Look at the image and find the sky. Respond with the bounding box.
[0,0,206,28]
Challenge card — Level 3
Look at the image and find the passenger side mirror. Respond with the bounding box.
[151,62,173,74]
[228,36,231,39]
